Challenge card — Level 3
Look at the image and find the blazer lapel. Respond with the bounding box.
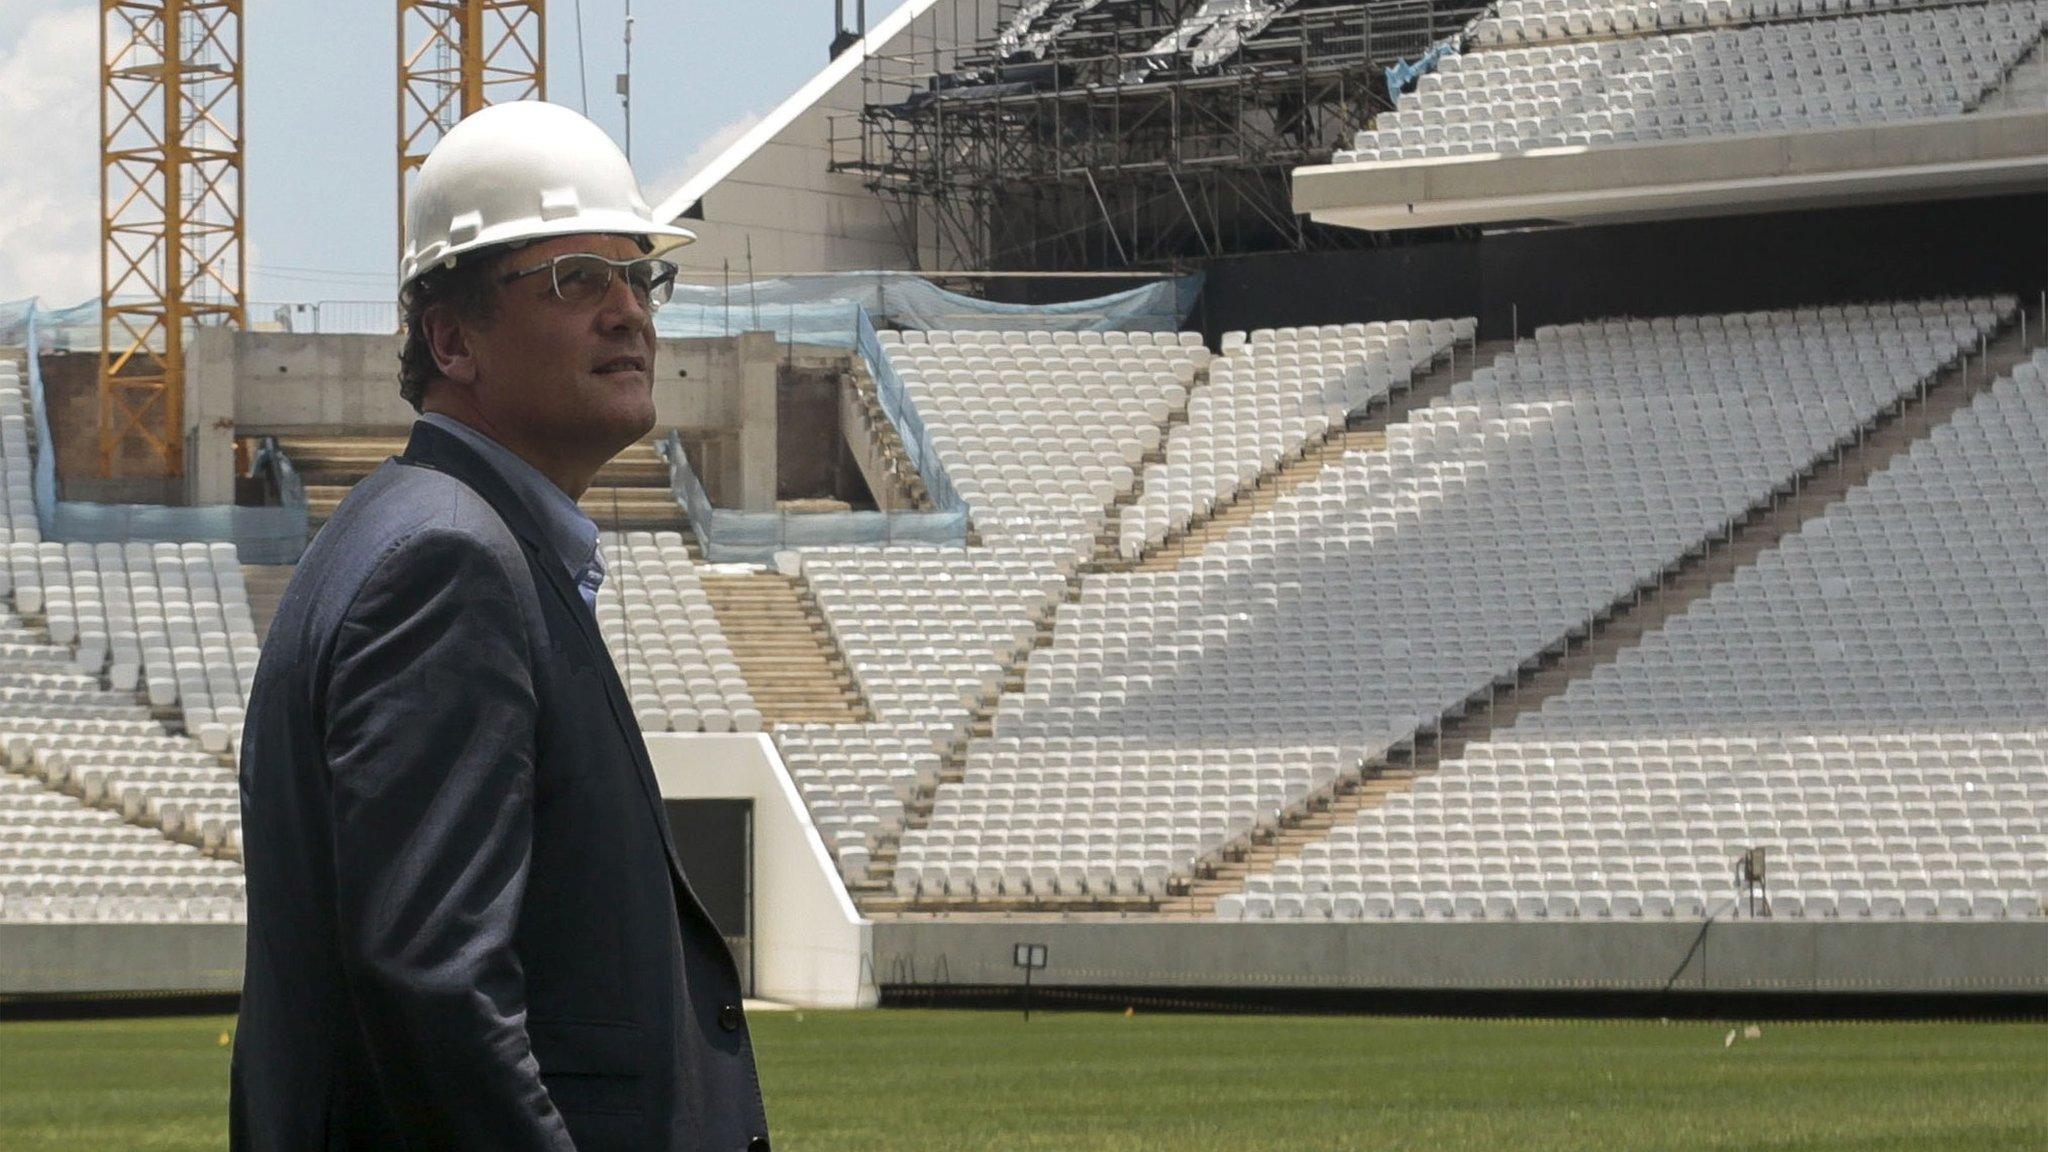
[396,420,696,891]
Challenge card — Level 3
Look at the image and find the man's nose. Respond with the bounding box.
[593,271,653,331]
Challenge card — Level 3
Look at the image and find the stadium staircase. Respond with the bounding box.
[243,564,294,643]
[851,339,1507,909]
[282,432,685,535]
[1976,27,2048,112]
[250,431,698,641]
[1175,309,2048,915]
[1079,374,1203,566]
[698,570,870,725]
[844,358,938,513]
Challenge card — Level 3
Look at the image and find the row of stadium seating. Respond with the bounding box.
[881,330,1208,550]
[596,529,764,734]
[0,773,243,922]
[889,299,2009,901]
[1119,319,1471,561]
[774,550,1070,876]
[1223,343,2045,921]
[1472,0,1949,47]
[8,541,258,754]
[1340,2,2047,162]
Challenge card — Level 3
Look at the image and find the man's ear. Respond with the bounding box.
[422,302,481,388]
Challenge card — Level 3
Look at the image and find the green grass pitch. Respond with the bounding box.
[1,1009,2044,1150]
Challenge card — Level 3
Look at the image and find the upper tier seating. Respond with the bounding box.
[593,529,762,734]
[1473,0,1942,48]
[1119,319,1472,560]
[893,299,2008,900]
[1225,342,2046,922]
[1341,3,2048,163]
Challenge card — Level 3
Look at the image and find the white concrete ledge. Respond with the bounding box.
[1295,109,2048,231]
[647,733,878,1009]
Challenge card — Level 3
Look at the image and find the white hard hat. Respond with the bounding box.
[401,100,695,288]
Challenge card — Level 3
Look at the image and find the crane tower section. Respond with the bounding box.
[99,0,246,479]
[398,1,546,272]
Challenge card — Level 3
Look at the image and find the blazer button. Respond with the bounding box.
[718,1003,744,1033]
[746,1136,770,1152]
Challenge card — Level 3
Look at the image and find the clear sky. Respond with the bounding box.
[0,0,910,307]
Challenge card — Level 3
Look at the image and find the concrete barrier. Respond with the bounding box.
[647,733,878,1008]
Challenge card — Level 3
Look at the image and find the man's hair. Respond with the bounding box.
[397,250,504,414]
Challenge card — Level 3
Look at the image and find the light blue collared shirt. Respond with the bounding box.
[417,411,605,614]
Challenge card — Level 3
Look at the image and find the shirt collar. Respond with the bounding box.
[417,411,601,586]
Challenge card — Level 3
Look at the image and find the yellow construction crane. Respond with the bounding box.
[99,0,246,480]
[95,2,544,482]
[398,1,546,275]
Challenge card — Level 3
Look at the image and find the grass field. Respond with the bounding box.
[2,1009,2045,1151]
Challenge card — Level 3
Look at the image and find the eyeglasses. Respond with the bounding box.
[498,252,679,311]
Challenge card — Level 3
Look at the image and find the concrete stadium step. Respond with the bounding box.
[698,570,868,726]
[1173,313,2048,915]
[294,435,685,534]
[846,357,934,511]
[279,433,670,487]
[241,564,296,645]
[1086,376,1200,567]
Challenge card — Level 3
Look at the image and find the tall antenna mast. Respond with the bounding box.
[618,0,634,162]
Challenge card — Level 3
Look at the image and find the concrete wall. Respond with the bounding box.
[182,328,782,511]
[10,910,2046,1001]
[653,0,998,276]
[874,919,2048,995]
[0,923,244,995]
[647,733,877,1009]
[35,351,184,505]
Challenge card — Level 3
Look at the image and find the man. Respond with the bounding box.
[231,101,771,1152]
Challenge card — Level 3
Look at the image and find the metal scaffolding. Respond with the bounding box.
[398,1,546,273]
[100,0,246,480]
[831,0,1483,272]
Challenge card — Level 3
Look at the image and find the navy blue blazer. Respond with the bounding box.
[231,419,771,1152]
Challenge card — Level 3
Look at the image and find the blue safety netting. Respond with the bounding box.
[662,429,966,564]
[1387,36,1460,97]
[0,297,35,347]
[655,270,1202,345]
[855,307,965,514]
[7,296,308,564]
